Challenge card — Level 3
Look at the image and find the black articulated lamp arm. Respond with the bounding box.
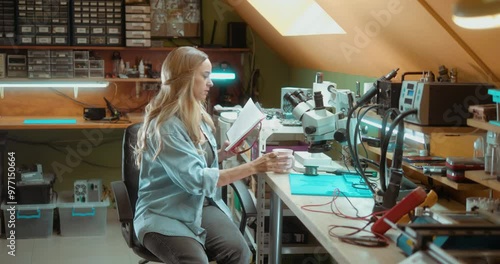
[378,109,418,211]
[345,68,400,196]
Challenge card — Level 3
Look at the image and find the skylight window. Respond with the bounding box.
[248,0,345,36]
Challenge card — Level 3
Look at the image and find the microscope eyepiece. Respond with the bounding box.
[313,91,324,109]
[293,90,309,103]
[284,92,301,108]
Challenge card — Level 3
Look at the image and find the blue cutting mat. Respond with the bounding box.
[289,173,372,197]
[24,118,77,124]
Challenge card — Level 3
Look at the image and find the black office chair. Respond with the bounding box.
[112,123,257,264]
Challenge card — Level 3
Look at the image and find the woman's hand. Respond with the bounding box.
[250,152,281,173]
[218,140,236,161]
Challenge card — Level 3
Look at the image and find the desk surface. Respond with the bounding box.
[262,171,464,264]
[0,113,143,130]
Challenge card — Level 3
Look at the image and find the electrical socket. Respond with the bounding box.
[142,83,161,91]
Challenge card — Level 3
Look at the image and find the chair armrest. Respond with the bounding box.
[230,180,257,234]
[111,181,134,223]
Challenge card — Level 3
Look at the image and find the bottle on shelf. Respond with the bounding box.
[485,131,500,178]
[139,60,145,78]
[112,51,121,76]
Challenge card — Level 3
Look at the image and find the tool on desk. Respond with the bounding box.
[371,186,427,235]
[397,189,438,224]
[422,165,446,176]
[83,107,106,120]
[103,97,121,121]
[393,210,500,263]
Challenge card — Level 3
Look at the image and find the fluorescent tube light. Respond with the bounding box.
[361,119,426,144]
[211,72,236,80]
[0,80,109,98]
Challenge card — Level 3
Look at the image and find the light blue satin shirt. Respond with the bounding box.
[134,116,232,245]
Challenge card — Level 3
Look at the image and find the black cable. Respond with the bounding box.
[378,109,418,194]
[346,105,375,195]
[355,104,382,162]
[379,108,400,192]
[49,88,99,108]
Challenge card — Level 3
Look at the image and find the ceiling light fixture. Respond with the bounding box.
[452,0,500,29]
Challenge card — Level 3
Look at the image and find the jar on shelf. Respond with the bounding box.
[485,131,500,177]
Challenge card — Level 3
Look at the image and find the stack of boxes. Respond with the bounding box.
[445,157,484,182]
[1,165,57,239]
[16,0,70,45]
[73,50,89,78]
[72,0,123,46]
[1,176,110,239]
[125,4,151,47]
[73,50,104,78]
[50,50,74,78]
[0,0,15,45]
[25,49,103,78]
[27,50,51,78]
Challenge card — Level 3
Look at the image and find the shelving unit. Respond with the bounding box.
[465,170,500,192]
[0,45,250,52]
[464,119,500,190]
[365,145,486,191]
[256,174,327,264]
[467,118,500,133]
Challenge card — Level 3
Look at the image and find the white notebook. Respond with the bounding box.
[225,98,266,152]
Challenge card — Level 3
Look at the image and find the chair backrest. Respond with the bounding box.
[122,123,142,213]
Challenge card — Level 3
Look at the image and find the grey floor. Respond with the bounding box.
[0,208,148,264]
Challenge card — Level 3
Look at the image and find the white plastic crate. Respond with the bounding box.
[57,191,109,237]
[1,200,55,239]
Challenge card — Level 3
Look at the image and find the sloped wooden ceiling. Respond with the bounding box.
[230,0,499,84]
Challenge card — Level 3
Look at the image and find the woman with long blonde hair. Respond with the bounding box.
[134,47,279,263]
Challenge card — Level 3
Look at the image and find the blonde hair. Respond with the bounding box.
[135,47,215,166]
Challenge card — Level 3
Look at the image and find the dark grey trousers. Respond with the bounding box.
[142,205,251,264]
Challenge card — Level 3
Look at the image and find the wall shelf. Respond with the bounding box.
[467,118,500,133]
[0,78,159,82]
[106,78,160,83]
[0,45,250,53]
[365,145,486,191]
[465,170,500,192]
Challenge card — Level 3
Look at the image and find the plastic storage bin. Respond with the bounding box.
[57,191,109,237]
[1,200,55,239]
